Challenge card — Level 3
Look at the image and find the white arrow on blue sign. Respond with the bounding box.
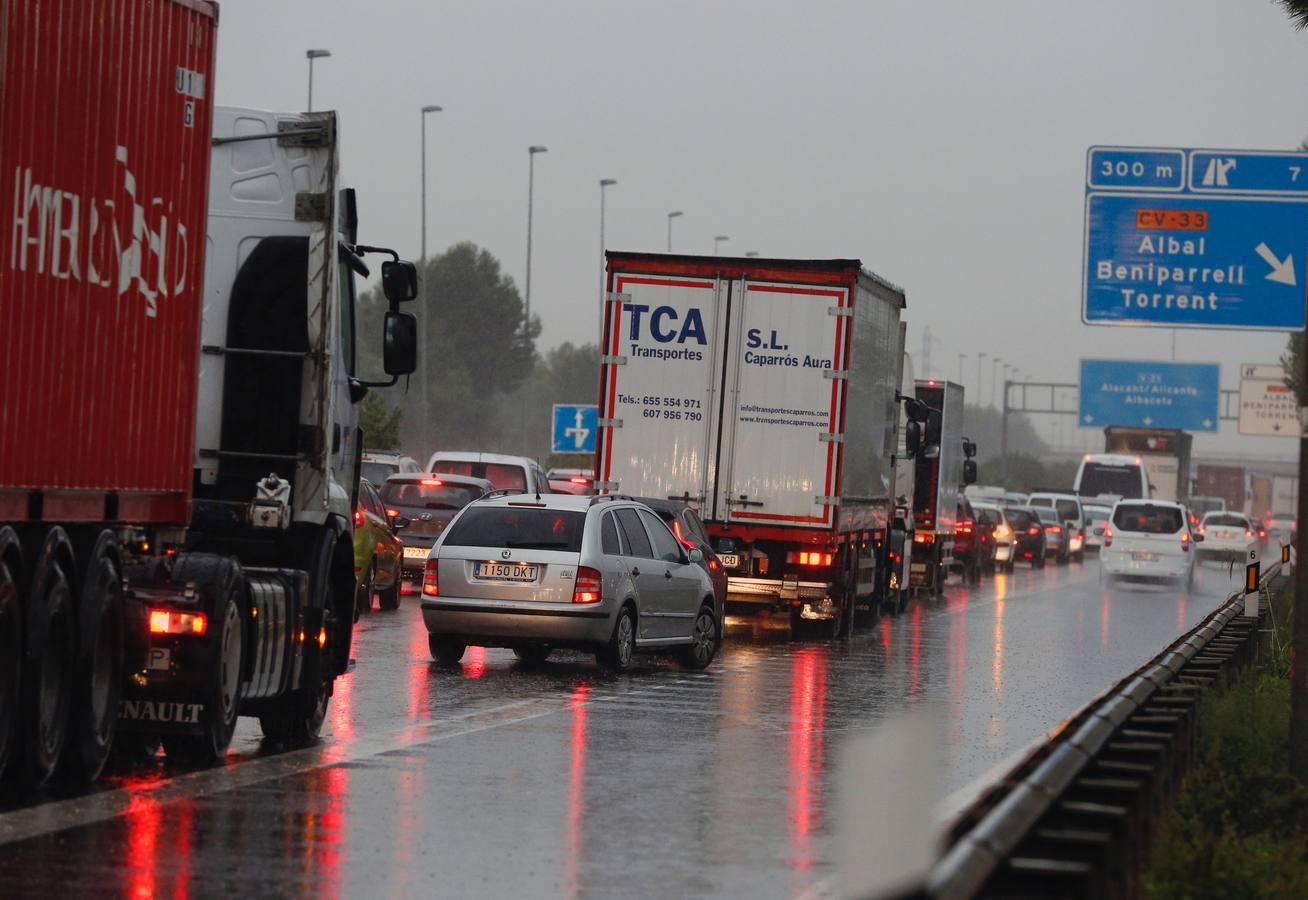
[1083,146,1308,332]
[1078,359,1220,432]
[551,404,599,454]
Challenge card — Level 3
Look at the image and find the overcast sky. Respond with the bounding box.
[213,0,1308,459]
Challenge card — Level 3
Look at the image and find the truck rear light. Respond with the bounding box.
[573,566,602,604]
[955,519,973,534]
[149,609,207,636]
[787,551,833,566]
[423,559,440,597]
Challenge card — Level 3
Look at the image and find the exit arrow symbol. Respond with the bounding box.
[1255,242,1297,286]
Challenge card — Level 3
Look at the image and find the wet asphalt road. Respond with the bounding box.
[0,557,1243,898]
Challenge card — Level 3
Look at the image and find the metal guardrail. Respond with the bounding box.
[921,562,1286,900]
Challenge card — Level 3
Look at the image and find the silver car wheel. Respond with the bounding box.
[616,613,633,667]
[690,609,715,665]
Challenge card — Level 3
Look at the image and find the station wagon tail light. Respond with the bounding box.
[149,609,207,636]
[788,551,833,566]
[353,509,364,528]
[573,566,602,604]
[422,559,440,597]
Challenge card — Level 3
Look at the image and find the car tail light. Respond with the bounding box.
[914,533,930,544]
[421,478,443,486]
[955,519,973,534]
[1028,527,1040,536]
[149,609,207,636]
[573,566,602,604]
[570,476,590,485]
[1105,529,1114,547]
[787,551,834,566]
[1260,529,1267,539]
[1198,527,1206,536]
[1245,529,1255,538]
[353,508,364,528]
[1078,529,1085,540]
[994,525,1011,539]
[422,559,439,597]
[1045,525,1062,534]
[387,508,400,518]
[671,519,698,551]
[708,558,720,571]
[1181,532,1191,552]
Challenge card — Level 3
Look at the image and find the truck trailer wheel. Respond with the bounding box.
[0,547,21,783]
[62,532,123,783]
[163,555,246,763]
[21,532,76,788]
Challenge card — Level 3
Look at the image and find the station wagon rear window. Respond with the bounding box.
[1112,505,1183,534]
[442,507,585,551]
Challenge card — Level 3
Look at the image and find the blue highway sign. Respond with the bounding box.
[1084,146,1308,331]
[551,404,598,454]
[1079,359,1220,432]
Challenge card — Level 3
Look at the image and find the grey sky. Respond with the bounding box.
[214,0,1308,459]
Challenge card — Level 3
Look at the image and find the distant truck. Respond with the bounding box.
[1195,463,1246,514]
[1,0,419,789]
[594,253,915,636]
[1103,427,1193,503]
[1273,475,1299,516]
[909,380,975,594]
[1249,473,1274,521]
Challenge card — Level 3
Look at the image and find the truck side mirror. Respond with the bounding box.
[383,260,419,303]
[904,420,922,458]
[962,439,977,459]
[963,459,978,485]
[902,396,930,423]
[384,310,418,376]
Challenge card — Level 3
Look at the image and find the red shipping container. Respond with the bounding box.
[0,0,218,525]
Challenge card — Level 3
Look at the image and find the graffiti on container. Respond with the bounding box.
[8,146,189,318]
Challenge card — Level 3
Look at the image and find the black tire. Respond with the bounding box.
[429,633,466,665]
[681,604,720,670]
[164,554,246,762]
[512,645,551,666]
[1004,559,1015,574]
[356,562,375,619]
[0,552,21,783]
[376,569,400,611]
[62,533,124,783]
[1035,551,1046,569]
[598,605,636,672]
[21,535,77,788]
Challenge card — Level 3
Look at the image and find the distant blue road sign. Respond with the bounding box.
[551,404,598,454]
[1083,146,1308,331]
[1079,360,1220,432]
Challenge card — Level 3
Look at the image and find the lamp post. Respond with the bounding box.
[305,49,331,111]
[976,352,986,407]
[419,105,442,264]
[991,357,1002,408]
[598,178,617,351]
[524,145,547,323]
[666,210,683,252]
[713,234,729,255]
[958,353,967,384]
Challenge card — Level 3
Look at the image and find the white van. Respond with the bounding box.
[1074,453,1150,503]
[427,451,549,495]
[1101,500,1196,588]
[1027,492,1086,561]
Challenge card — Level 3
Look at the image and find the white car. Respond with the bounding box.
[1028,492,1086,561]
[428,451,550,495]
[1082,503,1112,554]
[1196,512,1258,565]
[1101,500,1195,588]
[973,502,1015,573]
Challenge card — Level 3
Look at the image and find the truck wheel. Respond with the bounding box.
[0,553,20,783]
[377,572,400,611]
[22,538,75,788]
[62,534,123,783]
[165,555,246,762]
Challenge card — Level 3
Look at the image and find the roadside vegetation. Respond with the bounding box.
[1144,587,1308,898]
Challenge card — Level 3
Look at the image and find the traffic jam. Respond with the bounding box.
[2,1,1305,897]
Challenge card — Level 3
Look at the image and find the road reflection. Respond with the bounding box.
[787,647,828,877]
[564,683,590,898]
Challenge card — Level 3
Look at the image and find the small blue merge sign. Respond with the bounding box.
[551,404,598,454]
[1078,359,1220,432]
[1083,146,1308,331]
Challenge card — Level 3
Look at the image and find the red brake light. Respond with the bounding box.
[149,609,207,635]
[421,478,443,486]
[1028,527,1040,535]
[353,509,364,528]
[573,566,602,604]
[1245,529,1254,538]
[422,559,440,597]
[387,508,400,518]
[914,533,930,544]
[1105,529,1113,547]
[671,520,697,551]
[1181,532,1190,552]
[1046,525,1062,534]
[789,551,833,566]
[570,477,590,485]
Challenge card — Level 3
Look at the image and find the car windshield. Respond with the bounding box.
[1055,500,1079,522]
[1085,509,1109,525]
[381,481,482,510]
[442,506,585,551]
[361,461,397,486]
[1034,508,1061,524]
[1005,509,1036,529]
[1079,462,1144,499]
[1112,504,1184,534]
[1202,514,1248,528]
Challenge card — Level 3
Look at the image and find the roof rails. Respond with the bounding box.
[483,488,523,499]
[588,494,637,507]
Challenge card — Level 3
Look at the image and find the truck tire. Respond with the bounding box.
[62,533,123,783]
[162,554,246,762]
[21,532,76,788]
[0,549,21,783]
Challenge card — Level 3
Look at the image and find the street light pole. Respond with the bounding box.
[599,178,617,351]
[713,234,729,255]
[666,210,683,252]
[958,353,967,385]
[976,352,986,407]
[991,357,1002,408]
[524,146,547,323]
[420,105,442,264]
[305,49,331,111]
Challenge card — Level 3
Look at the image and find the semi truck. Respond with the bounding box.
[1195,463,1246,514]
[594,253,916,636]
[908,380,974,594]
[0,0,419,789]
[1103,427,1193,503]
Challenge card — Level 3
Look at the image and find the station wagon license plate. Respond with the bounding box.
[718,553,740,568]
[403,546,428,560]
[1132,551,1161,562]
[476,561,539,581]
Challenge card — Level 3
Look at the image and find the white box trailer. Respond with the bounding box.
[595,253,906,634]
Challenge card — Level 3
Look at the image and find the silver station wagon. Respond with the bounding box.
[421,493,721,672]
